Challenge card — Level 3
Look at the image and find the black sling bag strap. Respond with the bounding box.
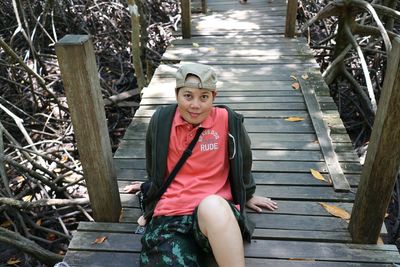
[135,127,204,234]
[154,126,204,200]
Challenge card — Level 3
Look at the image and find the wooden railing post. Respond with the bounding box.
[201,0,207,14]
[128,0,146,93]
[285,0,297,38]
[181,0,191,39]
[349,37,400,243]
[55,35,121,222]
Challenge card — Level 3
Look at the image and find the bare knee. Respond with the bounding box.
[197,195,235,235]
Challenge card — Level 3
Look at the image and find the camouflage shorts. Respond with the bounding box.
[140,202,241,267]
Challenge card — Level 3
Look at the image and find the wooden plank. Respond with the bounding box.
[253,172,360,186]
[122,118,316,133]
[76,222,351,243]
[122,129,317,141]
[141,102,308,110]
[113,158,362,174]
[64,250,396,267]
[67,230,399,263]
[248,214,348,231]
[115,142,325,159]
[116,184,356,203]
[205,6,286,13]
[139,96,332,105]
[192,19,287,29]
[171,35,307,45]
[244,259,394,267]
[122,128,317,141]
[299,72,351,192]
[117,193,354,216]
[253,229,351,242]
[167,42,308,49]
[153,64,317,79]
[164,57,316,65]
[172,36,307,45]
[163,46,313,58]
[115,144,359,161]
[140,96,306,104]
[178,27,285,36]
[251,161,361,174]
[255,185,355,201]
[145,79,301,91]
[116,168,361,186]
[244,240,400,263]
[64,251,140,267]
[245,240,399,263]
[67,231,142,252]
[78,222,137,233]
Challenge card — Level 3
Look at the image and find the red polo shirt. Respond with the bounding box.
[153,107,233,216]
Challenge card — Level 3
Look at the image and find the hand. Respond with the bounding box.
[246,195,278,212]
[137,215,147,226]
[123,181,143,194]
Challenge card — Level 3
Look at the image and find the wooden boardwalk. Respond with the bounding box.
[64,0,400,266]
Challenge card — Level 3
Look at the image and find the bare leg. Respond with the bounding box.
[197,195,245,267]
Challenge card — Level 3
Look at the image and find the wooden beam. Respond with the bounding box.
[181,0,191,39]
[55,35,121,222]
[298,72,351,192]
[285,0,297,38]
[349,37,400,243]
[201,0,207,14]
[128,0,146,93]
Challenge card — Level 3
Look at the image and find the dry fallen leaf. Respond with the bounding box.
[1,220,12,228]
[290,75,297,80]
[92,236,108,244]
[310,169,326,182]
[7,258,22,265]
[22,195,33,202]
[301,73,309,80]
[36,219,42,226]
[208,47,216,52]
[319,202,351,220]
[291,82,300,90]
[60,154,69,163]
[192,42,199,47]
[15,176,25,184]
[285,116,304,122]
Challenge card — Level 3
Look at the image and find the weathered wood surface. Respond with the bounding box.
[55,35,121,222]
[299,71,351,192]
[285,0,297,38]
[349,37,400,243]
[64,0,400,265]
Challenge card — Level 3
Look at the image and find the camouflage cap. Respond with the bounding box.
[175,63,217,91]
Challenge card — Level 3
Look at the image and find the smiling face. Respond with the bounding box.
[176,75,216,126]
